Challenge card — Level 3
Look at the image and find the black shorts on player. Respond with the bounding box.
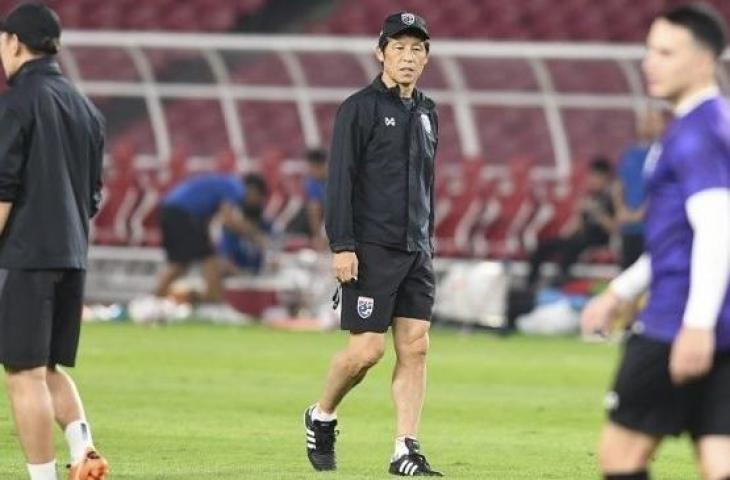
[607,334,730,438]
[159,205,214,263]
[0,269,85,369]
[340,243,435,334]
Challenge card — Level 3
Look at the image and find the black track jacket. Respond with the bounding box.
[0,56,105,269]
[326,76,438,254]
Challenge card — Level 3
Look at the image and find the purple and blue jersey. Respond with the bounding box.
[638,96,730,349]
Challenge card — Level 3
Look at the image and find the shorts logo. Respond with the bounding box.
[357,296,374,319]
[401,13,415,25]
[604,391,620,411]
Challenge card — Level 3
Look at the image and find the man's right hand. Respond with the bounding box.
[332,251,358,284]
[580,288,623,336]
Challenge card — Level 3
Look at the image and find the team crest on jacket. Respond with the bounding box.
[420,113,432,135]
[401,13,415,25]
[357,296,374,319]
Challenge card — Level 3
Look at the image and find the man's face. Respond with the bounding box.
[643,18,715,102]
[241,188,265,220]
[377,34,429,89]
[244,188,264,208]
[0,32,20,78]
[586,171,609,194]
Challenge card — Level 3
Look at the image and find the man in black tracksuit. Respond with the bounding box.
[304,12,442,477]
[0,4,108,479]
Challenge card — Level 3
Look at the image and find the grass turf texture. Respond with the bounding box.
[0,323,698,479]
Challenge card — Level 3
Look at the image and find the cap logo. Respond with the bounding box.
[401,13,415,25]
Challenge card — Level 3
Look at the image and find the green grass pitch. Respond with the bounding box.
[0,323,698,479]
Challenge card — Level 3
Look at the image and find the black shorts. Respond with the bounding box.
[340,243,435,333]
[0,269,85,369]
[160,206,213,263]
[607,334,730,438]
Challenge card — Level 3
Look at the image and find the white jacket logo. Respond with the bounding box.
[384,117,396,127]
[420,114,432,135]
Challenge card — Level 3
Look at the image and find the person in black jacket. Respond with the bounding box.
[0,4,108,479]
[304,12,442,477]
[526,157,616,289]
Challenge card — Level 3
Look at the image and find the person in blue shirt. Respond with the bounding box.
[582,5,730,480]
[613,109,664,269]
[154,173,268,302]
[217,208,270,273]
[285,149,328,249]
[304,148,327,249]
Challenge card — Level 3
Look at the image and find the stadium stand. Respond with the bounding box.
[21,0,730,261]
[309,0,730,42]
[0,0,267,31]
[78,42,640,259]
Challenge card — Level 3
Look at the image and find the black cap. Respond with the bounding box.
[0,2,61,55]
[380,12,429,41]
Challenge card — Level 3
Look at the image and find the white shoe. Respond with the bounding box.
[194,303,252,325]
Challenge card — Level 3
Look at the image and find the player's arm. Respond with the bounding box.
[670,188,730,383]
[581,254,651,335]
[612,174,645,224]
[612,181,646,223]
[306,200,325,248]
[681,189,730,330]
[669,133,730,383]
[325,99,362,282]
[0,106,26,235]
[590,204,617,235]
[218,201,266,248]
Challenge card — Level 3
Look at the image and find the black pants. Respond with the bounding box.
[609,335,730,438]
[340,243,435,333]
[527,232,607,287]
[0,269,85,369]
[620,233,644,270]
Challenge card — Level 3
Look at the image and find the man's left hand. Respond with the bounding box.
[669,327,715,385]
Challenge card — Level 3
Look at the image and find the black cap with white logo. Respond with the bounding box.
[380,12,429,41]
[0,2,61,55]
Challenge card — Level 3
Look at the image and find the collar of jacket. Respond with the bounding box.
[7,55,62,86]
[371,75,435,110]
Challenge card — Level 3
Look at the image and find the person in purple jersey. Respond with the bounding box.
[582,4,730,480]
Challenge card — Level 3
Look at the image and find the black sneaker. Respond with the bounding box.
[304,405,338,471]
[389,438,443,476]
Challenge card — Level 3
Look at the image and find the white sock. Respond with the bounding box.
[312,403,337,422]
[27,460,57,480]
[64,420,93,465]
[393,436,415,460]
